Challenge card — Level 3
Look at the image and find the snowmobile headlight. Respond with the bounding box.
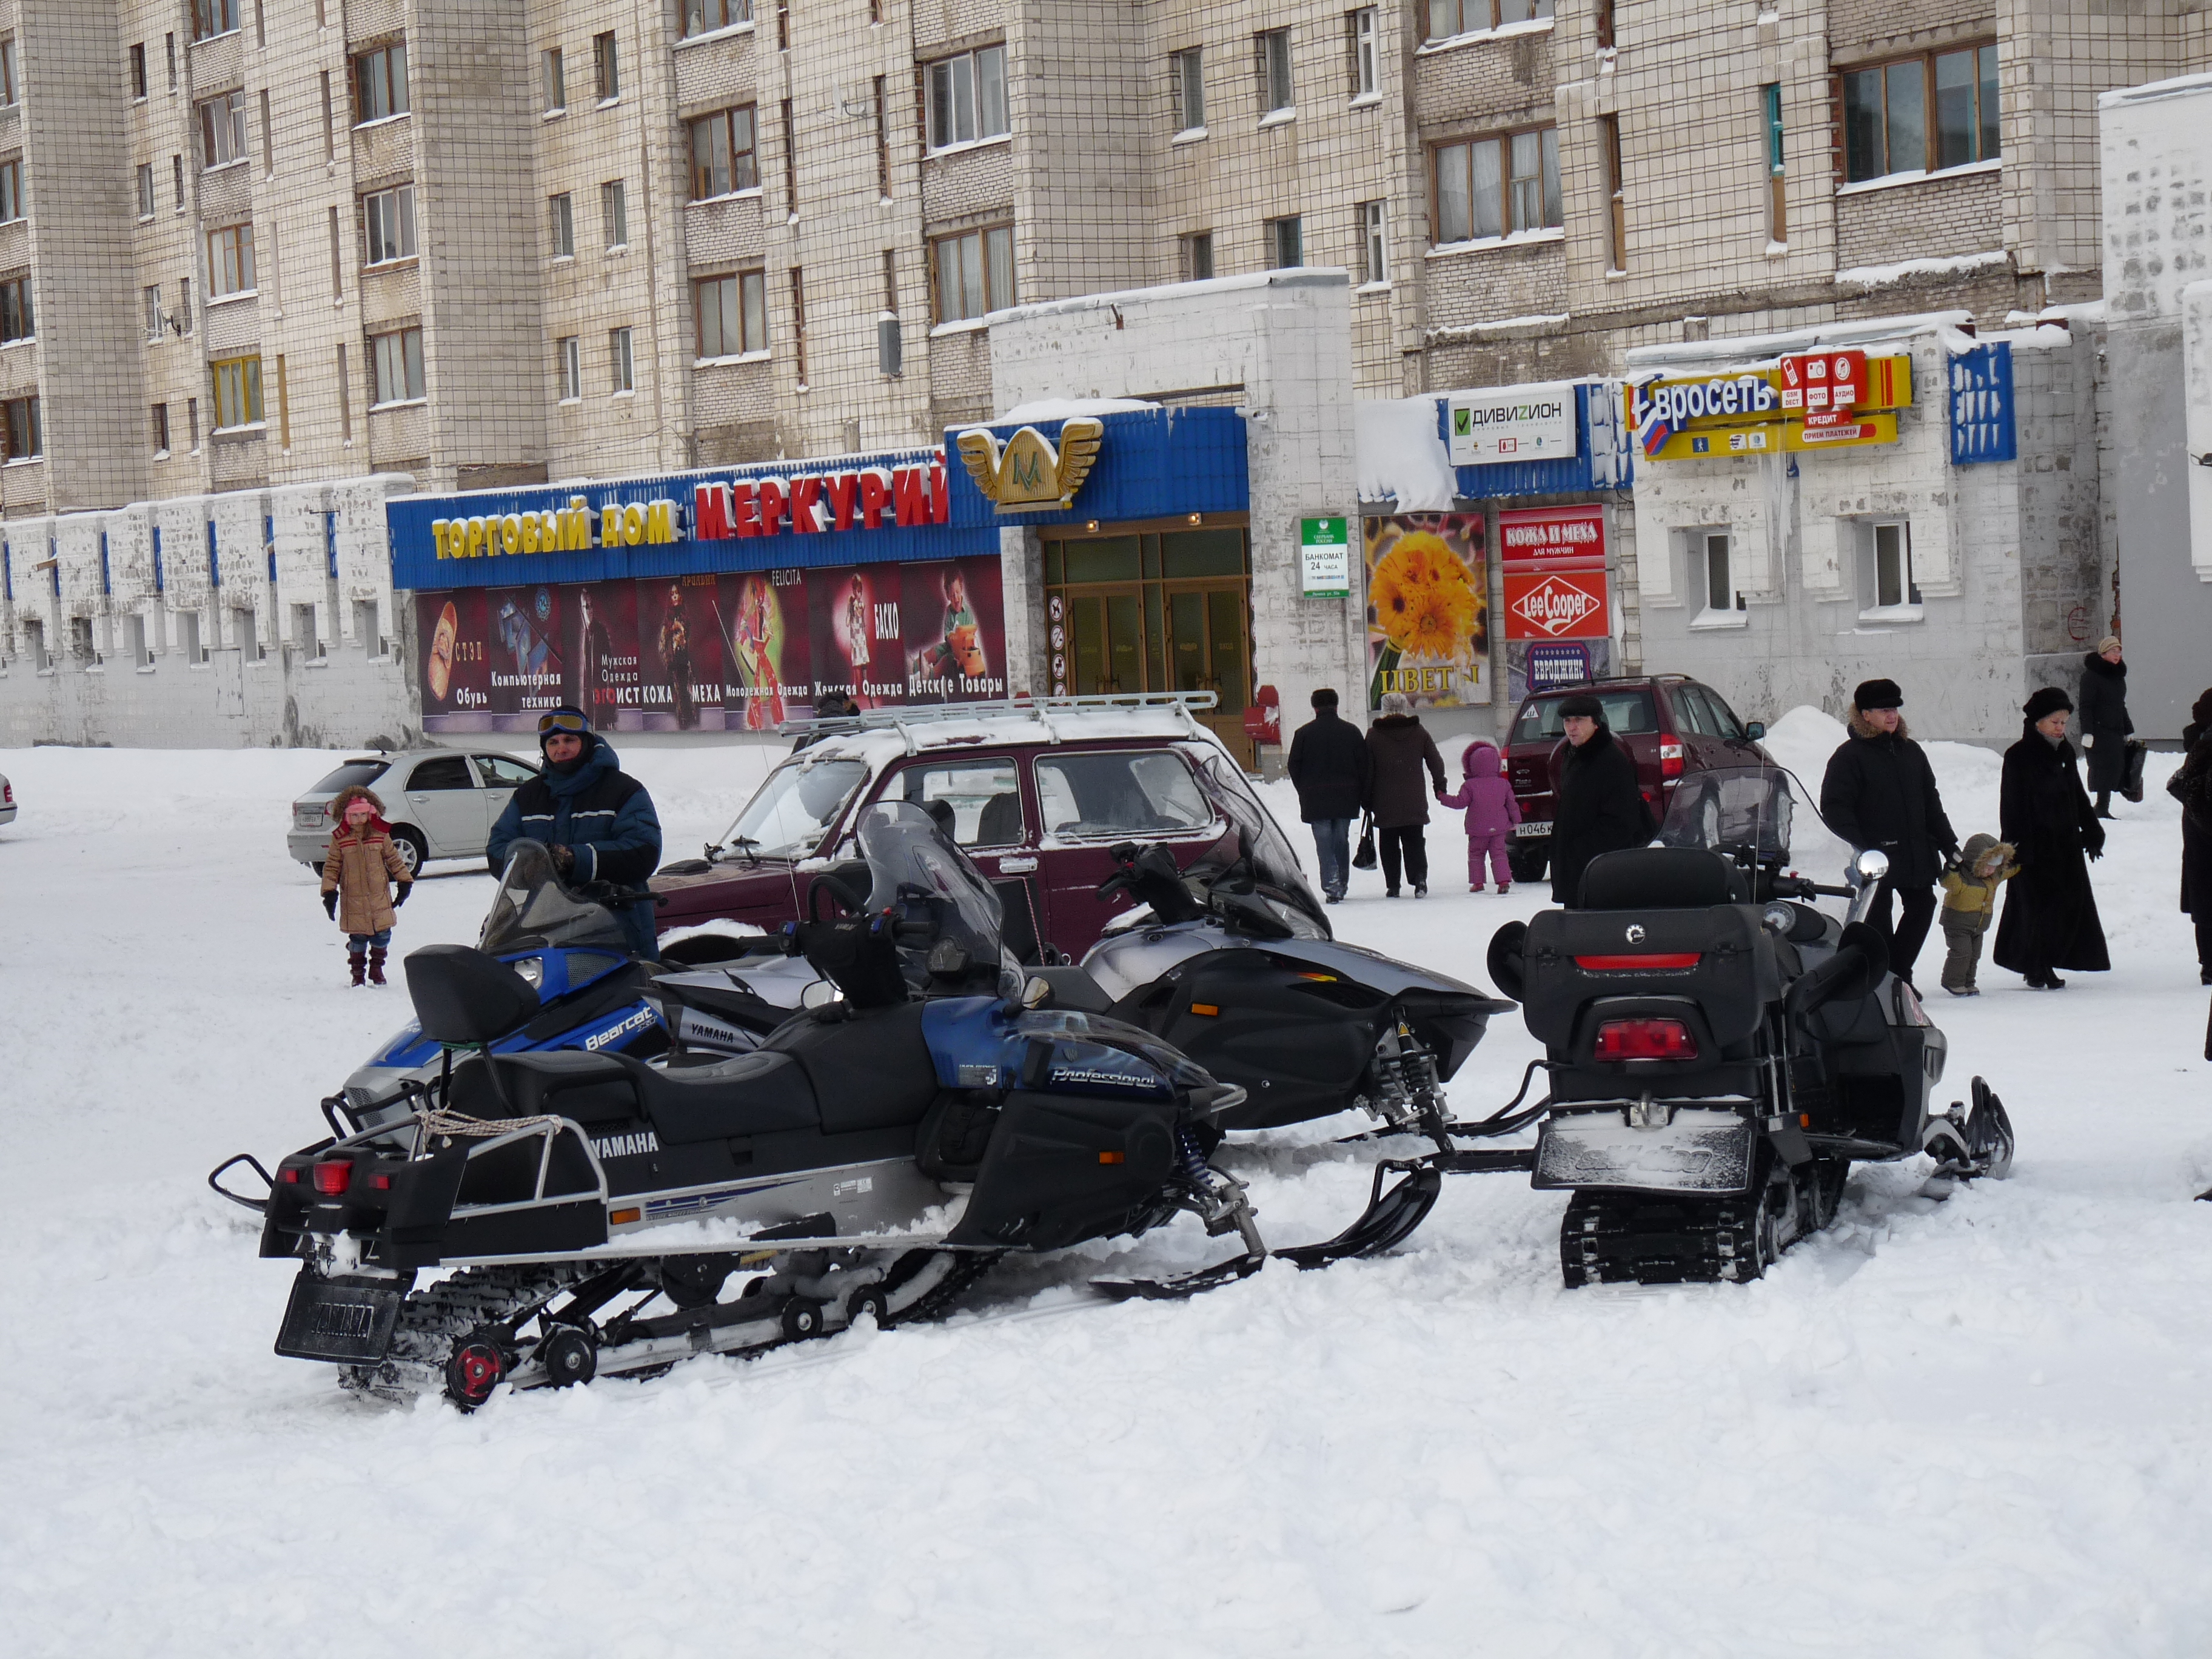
[511,956,544,987]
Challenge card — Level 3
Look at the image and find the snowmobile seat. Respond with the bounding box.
[1578,846,1749,909]
[765,1000,940,1133]
[447,1049,650,1127]
[609,1050,823,1142]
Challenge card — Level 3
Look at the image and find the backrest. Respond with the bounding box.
[977,791,1025,847]
[1580,846,1746,909]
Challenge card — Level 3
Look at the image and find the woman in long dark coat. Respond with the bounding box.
[2176,686,2212,987]
[2076,635,2132,817]
[1993,686,2108,989]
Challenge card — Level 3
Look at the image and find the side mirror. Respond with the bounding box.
[1486,920,1528,1004]
[1022,975,1053,1009]
[1744,722,1766,741]
[1855,848,1891,885]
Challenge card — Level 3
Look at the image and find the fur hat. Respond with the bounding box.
[1311,687,1339,709]
[2023,685,2074,723]
[2096,635,2121,655]
[1853,678,1903,711]
[1558,692,1604,720]
[327,784,386,823]
[1379,691,1412,717]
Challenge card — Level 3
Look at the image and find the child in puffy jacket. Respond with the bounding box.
[1937,832,2018,996]
[1436,739,1523,894]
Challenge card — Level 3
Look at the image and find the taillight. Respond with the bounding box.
[280,1167,301,1184]
[1660,740,1684,778]
[1575,953,1701,970]
[1594,1017,1699,1061]
[369,1173,394,1191]
[311,1160,353,1196]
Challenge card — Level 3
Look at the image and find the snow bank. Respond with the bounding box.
[990,397,1161,424]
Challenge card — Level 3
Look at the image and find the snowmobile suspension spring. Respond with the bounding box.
[1176,1127,1213,1190]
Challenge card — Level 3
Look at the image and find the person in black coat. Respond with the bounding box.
[1365,691,1447,897]
[1286,687,1371,903]
[1992,686,2108,990]
[2174,686,2212,987]
[1818,678,1959,984]
[2076,636,2132,818]
[1549,692,1655,905]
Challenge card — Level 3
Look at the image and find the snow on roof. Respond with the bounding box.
[2099,69,2212,109]
[1354,397,1457,511]
[988,398,1162,424]
[1624,309,1979,372]
[1835,251,2008,290]
[783,704,1232,766]
[986,267,1350,326]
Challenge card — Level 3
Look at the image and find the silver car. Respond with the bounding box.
[289,748,540,877]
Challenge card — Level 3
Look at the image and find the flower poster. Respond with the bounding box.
[1364,514,1487,711]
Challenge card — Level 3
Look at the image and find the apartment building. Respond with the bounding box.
[1,0,2208,749]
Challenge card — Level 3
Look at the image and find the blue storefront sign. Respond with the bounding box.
[1948,342,2017,466]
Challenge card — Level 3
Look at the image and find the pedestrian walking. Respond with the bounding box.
[1364,691,1446,898]
[1818,679,1959,984]
[1993,686,2108,990]
[1436,737,1522,894]
[2076,636,2133,818]
[320,785,412,987]
[1936,834,2018,996]
[1286,687,1370,903]
[2171,686,2212,986]
[1549,692,1655,905]
[488,706,666,960]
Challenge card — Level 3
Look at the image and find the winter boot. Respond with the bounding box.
[367,947,389,987]
[348,950,367,988]
[1495,882,1510,895]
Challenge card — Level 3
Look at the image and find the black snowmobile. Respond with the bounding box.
[1485,766,2015,1286]
[223,804,1406,1409]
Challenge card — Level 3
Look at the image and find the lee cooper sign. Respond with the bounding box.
[1447,383,1578,465]
[1504,569,1609,639]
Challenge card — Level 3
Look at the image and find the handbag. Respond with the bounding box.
[1352,813,1378,871]
[2123,740,2147,805]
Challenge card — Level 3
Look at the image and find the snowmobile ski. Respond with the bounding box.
[1272,1158,1446,1270]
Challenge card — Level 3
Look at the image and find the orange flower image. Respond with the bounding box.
[1365,517,1487,710]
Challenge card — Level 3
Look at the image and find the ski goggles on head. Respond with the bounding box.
[537,710,590,736]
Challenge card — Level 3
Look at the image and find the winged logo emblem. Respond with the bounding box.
[954,418,1104,513]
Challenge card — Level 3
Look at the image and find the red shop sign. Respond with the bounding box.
[1496,504,1606,572]
[1504,569,1610,639]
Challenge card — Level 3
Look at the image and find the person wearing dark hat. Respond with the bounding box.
[2176,686,2212,987]
[1287,686,1370,903]
[2075,635,2133,819]
[1992,685,2108,989]
[487,706,665,960]
[1818,678,1959,984]
[1549,691,1655,905]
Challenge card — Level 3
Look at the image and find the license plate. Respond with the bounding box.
[1514,821,1552,838]
[275,1270,404,1364]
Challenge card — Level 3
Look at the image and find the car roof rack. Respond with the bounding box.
[780,691,1222,755]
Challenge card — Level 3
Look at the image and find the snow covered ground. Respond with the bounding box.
[3,713,2209,1657]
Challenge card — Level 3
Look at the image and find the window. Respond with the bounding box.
[1432,125,1560,242]
[1865,520,1919,610]
[22,617,46,669]
[335,345,350,438]
[542,47,566,112]
[166,33,177,89]
[548,192,574,258]
[292,603,321,657]
[193,0,240,41]
[187,395,199,446]
[210,357,263,428]
[874,76,890,196]
[1358,200,1387,284]
[144,285,164,340]
[1424,0,1553,41]
[0,275,32,344]
[1350,9,1378,97]
[173,154,186,208]
[153,403,170,454]
[897,760,1026,847]
[369,327,423,404]
[926,45,1008,149]
[1034,751,1211,840]
[789,266,808,384]
[2,159,24,223]
[780,99,797,209]
[683,0,752,35]
[1763,85,1785,242]
[1173,48,1204,132]
[1601,113,1626,270]
[593,31,619,101]
[207,223,256,297]
[129,159,155,218]
[1257,29,1293,114]
[130,43,148,99]
[1595,0,1614,49]
[1842,45,1998,182]
[321,72,335,157]
[72,616,98,663]
[362,184,415,264]
[178,277,193,333]
[3,394,41,460]
[356,600,383,655]
[178,609,201,663]
[353,42,409,123]
[0,41,15,107]
[558,336,581,401]
[1694,532,1738,615]
[200,92,249,167]
[695,270,767,357]
[609,326,634,392]
[1269,215,1303,268]
[129,614,152,668]
[688,106,759,199]
[1183,231,1214,281]
[475,753,538,788]
[327,205,344,296]
[932,224,1013,323]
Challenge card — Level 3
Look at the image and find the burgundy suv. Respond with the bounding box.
[1501,675,1768,884]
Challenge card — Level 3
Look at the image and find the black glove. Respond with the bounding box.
[2087,843,2105,863]
[322,890,338,919]
[391,883,411,907]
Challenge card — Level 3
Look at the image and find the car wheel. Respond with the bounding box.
[389,826,427,877]
[1507,841,1547,884]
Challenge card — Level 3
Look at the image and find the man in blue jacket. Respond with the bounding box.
[488,706,664,959]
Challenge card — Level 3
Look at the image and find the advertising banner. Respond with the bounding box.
[417,591,492,723]
[637,575,726,731]
[1496,504,1605,572]
[1504,569,1610,640]
[718,570,800,732]
[485,585,567,721]
[1364,514,1487,711]
[1507,638,1614,702]
[1299,516,1352,597]
[1626,355,1912,461]
[1447,383,1579,465]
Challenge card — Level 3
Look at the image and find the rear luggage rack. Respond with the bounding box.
[779,691,1221,752]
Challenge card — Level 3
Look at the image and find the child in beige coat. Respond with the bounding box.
[1937,833,2019,996]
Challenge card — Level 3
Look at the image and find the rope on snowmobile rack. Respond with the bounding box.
[417,1107,567,1141]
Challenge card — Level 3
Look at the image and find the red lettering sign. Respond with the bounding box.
[1496,505,1606,572]
[1504,569,1609,639]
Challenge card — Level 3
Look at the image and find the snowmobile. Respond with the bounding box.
[1485,765,2015,1287]
[219,805,1406,1410]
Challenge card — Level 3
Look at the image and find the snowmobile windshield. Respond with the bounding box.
[853,800,1025,1002]
[479,840,634,954]
[1182,750,1331,937]
[1656,765,1795,863]
[712,755,868,862]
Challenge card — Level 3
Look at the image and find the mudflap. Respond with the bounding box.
[275,1269,406,1364]
[1273,1158,1445,1270]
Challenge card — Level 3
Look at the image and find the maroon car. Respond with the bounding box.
[1501,675,1768,884]
[651,702,1316,961]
